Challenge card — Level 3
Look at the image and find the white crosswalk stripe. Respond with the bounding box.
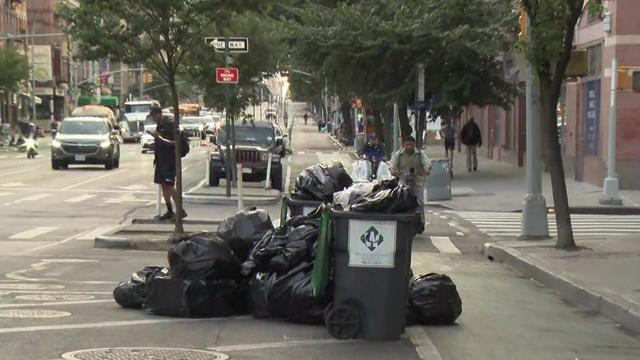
[76,225,120,240]
[430,236,462,254]
[64,194,96,203]
[9,227,58,239]
[454,211,640,237]
[15,194,52,202]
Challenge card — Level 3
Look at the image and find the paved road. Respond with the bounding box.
[0,104,638,359]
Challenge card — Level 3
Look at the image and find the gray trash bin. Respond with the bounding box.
[427,159,452,201]
[325,209,420,340]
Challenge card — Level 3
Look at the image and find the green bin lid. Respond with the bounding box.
[77,95,96,107]
[99,96,119,108]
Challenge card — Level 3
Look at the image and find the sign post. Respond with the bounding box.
[206,36,249,197]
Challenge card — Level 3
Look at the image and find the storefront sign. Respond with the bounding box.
[585,79,600,155]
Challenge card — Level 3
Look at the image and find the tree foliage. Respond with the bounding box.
[0,45,30,93]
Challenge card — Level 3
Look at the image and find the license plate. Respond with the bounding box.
[74,155,86,162]
[242,168,252,174]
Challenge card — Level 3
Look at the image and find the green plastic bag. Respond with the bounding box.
[311,206,332,296]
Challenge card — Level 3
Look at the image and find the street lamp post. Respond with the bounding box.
[521,15,549,239]
[600,57,623,205]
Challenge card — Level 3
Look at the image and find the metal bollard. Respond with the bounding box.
[156,184,162,217]
[205,148,211,186]
[265,152,272,189]
[237,163,244,210]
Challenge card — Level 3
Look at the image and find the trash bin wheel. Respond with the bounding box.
[325,304,360,340]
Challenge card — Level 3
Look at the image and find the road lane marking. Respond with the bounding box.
[14,193,52,202]
[17,230,90,254]
[407,326,443,360]
[0,192,11,197]
[0,155,6,159]
[0,316,248,334]
[64,194,96,203]
[9,227,58,240]
[76,225,120,240]
[0,182,23,187]
[431,236,461,254]
[0,169,29,178]
[13,155,23,159]
[61,169,126,191]
[208,338,360,352]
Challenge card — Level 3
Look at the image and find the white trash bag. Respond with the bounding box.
[351,159,372,182]
[376,161,393,181]
[333,181,376,209]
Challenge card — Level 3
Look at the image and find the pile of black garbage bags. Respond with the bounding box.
[113,161,461,326]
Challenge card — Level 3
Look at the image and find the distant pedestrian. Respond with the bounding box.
[318,119,323,132]
[460,117,482,172]
[439,119,456,165]
[149,105,186,221]
[303,113,309,125]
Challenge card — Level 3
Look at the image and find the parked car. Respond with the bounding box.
[51,117,120,170]
[209,120,283,191]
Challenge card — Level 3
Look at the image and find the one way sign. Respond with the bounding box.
[205,37,249,53]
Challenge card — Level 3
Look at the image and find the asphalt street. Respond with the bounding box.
[0,104,638,359]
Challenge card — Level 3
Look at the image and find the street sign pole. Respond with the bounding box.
[600,57,622,205]
[224,37,232,197]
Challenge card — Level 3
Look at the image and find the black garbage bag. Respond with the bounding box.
[248,272,271,319]
[408,273,462,325]
[218,209,274,262]
[291,162,353,201]
[350,185,419,213]
[286,266,330,325]
[113,266,164,309]
[242,216,320,275]
[145,275,237,317]
[168,233,241,280]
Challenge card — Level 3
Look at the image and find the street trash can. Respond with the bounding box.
[427,159,451,201]
[324,209,420,340]
[281,196,323,221]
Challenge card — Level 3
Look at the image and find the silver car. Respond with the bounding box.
[51,117,121,170]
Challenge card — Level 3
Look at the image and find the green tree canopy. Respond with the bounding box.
[0,45,29,93]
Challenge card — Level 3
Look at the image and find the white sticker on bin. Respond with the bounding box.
[302,206,314,216]
[348,219,397,268]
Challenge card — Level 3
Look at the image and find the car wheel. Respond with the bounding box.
[209,165,221,187]
[271,166,283,191]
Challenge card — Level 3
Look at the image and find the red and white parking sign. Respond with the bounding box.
[216,67,239,84]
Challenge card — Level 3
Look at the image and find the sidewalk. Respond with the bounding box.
[423,144,640,212]
[484,236,640,334]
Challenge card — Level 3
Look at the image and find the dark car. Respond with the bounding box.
[51,117,121,170]
[209,121,283,191]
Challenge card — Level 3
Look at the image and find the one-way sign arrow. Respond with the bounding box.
[205,37,249,53]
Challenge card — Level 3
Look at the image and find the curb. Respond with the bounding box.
[94,235,171,251]
[131,218,221,225]
[183,194,281,205]
[484,242,640,334]
[328,135,345,150]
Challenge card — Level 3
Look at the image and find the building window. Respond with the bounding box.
[587,44,602,78]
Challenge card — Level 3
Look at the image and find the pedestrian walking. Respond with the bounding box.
[460,117,482,172]
[318,118,323,132]
[149,105,187,221]
[390,135,432,227]
[303,113,309,125]
[439,119,456,165]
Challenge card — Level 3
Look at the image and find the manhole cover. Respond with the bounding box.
[15,294,95,301]
[0,309,71,318]
[0,283,65,290]
[61,348,229,360]
[449,255,487,263]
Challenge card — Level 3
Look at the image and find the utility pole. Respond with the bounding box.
[223,37,233,197]
[600,57,623,205]
[521,15,549,239]
[31,21,37,121]
[139,66,144,98]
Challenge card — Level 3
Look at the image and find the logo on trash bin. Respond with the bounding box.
[361,226,384,251]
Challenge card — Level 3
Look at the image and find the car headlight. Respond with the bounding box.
[100,140,111,149]
[261,153,269,161]
[51,139,62,148]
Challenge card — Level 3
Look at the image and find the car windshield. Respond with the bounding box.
[182,117,202,125]
[125,104,151,113]
[59,120,108,135]
[218,126,274,144]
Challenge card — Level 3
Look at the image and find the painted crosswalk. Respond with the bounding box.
[9,227,58,240]
[455,211,640,237]
[64,194,97,203]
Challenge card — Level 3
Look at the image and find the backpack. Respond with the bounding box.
[180,131,190,157]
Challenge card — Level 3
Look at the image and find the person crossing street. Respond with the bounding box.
[460,117,482,172]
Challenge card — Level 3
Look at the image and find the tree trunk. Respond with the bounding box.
[169,73,184,234]
[398,100,411,138]
[340,100,353,145]
[372,107,384,143]
[539,77,575,249]
[383,106,394,158]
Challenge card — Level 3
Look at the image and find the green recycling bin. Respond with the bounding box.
[324,209,420,340]
[281,196,323,221]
